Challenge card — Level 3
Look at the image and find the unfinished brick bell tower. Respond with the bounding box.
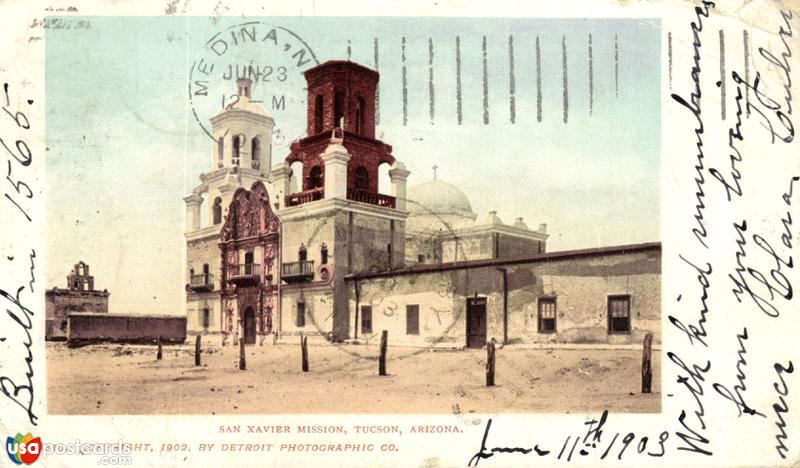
[282,60,396,207]
[268,59,410,342]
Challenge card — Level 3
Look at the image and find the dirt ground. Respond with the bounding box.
[47,341,660,415]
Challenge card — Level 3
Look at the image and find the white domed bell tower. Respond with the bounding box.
[183,77,276,338]
[211,77,274,171]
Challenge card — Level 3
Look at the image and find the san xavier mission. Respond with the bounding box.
[47,60,661,415]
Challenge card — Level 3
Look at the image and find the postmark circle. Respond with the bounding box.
[188,22,319,154]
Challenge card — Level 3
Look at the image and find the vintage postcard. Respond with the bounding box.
[0,0,797,466]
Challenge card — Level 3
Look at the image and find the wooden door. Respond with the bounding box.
[466,297,487,348]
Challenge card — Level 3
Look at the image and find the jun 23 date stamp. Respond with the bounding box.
[189,22,318,152]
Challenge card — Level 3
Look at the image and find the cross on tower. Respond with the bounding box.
[432,165,439,180]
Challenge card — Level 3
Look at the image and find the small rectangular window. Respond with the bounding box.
[608,295,631,334]
[417,254,425,263]
[538,297,556,333]
[296,302,306,327]
[406,305,419,335]
[361,305,372,334]
[202,308,210,329]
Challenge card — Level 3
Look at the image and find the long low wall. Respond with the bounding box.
[67,313,186,346]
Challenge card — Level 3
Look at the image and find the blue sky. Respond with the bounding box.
[46,16,660,313]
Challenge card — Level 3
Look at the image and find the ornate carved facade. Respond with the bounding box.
[219,181,280,345]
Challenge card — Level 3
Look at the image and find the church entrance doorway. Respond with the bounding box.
[243,307,256,345]
[466,297,487,349]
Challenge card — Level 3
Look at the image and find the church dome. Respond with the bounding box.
[407,180,475,218]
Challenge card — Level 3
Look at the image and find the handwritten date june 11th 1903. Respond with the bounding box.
[467,411,669,466]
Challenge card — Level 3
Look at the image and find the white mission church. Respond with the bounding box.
[184,60,661,349]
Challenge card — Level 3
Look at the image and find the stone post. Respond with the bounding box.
[642,332,653,393]
[239,338,246,370]
[301,334,309,372]
[321,141,350,200]
[486,338,496,387]
[379,330,388,376]
[195,335,202,367]
[389,161,410,211]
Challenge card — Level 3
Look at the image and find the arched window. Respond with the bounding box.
[309,165,322,189]
[217,136,224,165]
[251,137,261,168]
[354,167,369,191]
[356,96,366,135]
[334,91,344,129]
[314,94,323,133]
[232,135,241,164]
[212,197,222,225]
